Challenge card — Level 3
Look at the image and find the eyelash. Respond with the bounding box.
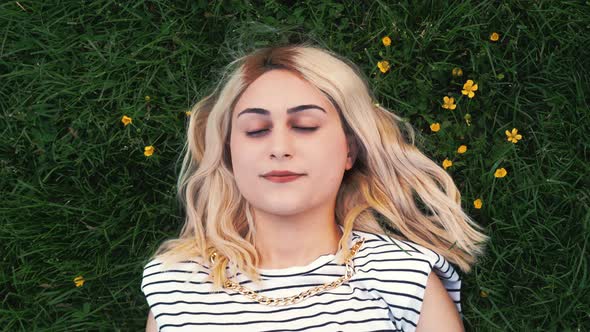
[245,127,319,137]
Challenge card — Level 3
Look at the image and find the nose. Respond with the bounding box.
[269,125,293,160]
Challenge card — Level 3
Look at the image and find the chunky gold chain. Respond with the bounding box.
[217,237,365,306]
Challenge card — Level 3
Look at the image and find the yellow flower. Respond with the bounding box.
[377,60,390,73]
[121,115,132,126]
[452,67,463,77]
[430,122,440,132]
[505,128,523,143]
[490,32,500,42]
[442,158,453,170]
[480,290,489,297]
[145,95,151,102]
[464,113,472,126]
[382,36,391,46]
[494,167,507,178]
[442,96,457,110]
[185,111,191,116]
[473,198,482,209]
[144,145,155,157]
[74,275,85,287]
[462,80,478,98]
[457,145,467,154]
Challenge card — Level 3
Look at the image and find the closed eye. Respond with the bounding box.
[246,127,318,137]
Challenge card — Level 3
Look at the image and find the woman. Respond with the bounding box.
[141,43,489,331]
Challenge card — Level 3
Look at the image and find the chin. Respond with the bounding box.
[257,201,310,217]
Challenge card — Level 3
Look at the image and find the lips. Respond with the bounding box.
[262,170,304,177]
[263,174,304,183]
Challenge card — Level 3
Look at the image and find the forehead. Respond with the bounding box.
[232,69,332,117]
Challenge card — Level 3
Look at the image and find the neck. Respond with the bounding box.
[253,208,344,270]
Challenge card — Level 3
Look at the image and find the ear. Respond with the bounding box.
[345,134,358,171]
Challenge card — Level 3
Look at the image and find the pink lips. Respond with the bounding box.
[262,170,305,183]
[263,174,304,183]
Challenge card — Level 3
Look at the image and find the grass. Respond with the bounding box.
[1,0,589,330]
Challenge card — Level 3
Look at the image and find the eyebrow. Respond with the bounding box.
[237,104,327,118]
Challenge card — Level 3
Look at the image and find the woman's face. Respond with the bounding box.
[229,69,355,217]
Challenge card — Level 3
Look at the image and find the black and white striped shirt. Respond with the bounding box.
[141,226,462,331]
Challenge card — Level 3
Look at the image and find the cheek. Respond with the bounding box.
[229,134,251,178]
[308,131,348,176]
[229,138,266,192]
[231,138,258,163]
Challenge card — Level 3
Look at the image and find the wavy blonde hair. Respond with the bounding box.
[150,42,489,291]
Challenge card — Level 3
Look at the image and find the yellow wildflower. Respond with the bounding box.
[144,145,155,157]
[480,290,489,297]
[185,111,191,116]
[462,80,478,98]
[74,275,85,287]
[442,96,457,110]
[382,36,391,46]
[442,158,453,170]
[505,128,523,143]
[145,95,151,102]
[494,167,507,178]
[473,198,482,209]
[430,122,441,132]
[452,67,463,77]
[377,60,390,73]
[490,32,500,42]
[121,115,132,126]
[457,145,467,154]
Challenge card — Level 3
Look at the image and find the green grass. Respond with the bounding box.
[1,0,589,330]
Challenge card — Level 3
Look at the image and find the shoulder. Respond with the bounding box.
[140,256,212,309]
[351,229,463,331]
[141,256,211,293]
[353,229,454,274]
[139,257,214,330]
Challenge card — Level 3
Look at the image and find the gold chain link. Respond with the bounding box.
[213,237,365,306]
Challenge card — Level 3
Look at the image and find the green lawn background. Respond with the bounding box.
[1,1,589,331]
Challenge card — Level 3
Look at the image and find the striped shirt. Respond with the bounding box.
[141,226,462,331]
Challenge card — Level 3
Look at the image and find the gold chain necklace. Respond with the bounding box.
[211,237,366,306]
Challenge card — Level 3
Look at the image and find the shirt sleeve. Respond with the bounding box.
[376,235,462,332]
[140,259,156,297]
[419,243,462,310]
[404,241,463,331]
[140,259,163,330]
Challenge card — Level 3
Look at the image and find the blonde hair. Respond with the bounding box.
[150,42,489,291]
